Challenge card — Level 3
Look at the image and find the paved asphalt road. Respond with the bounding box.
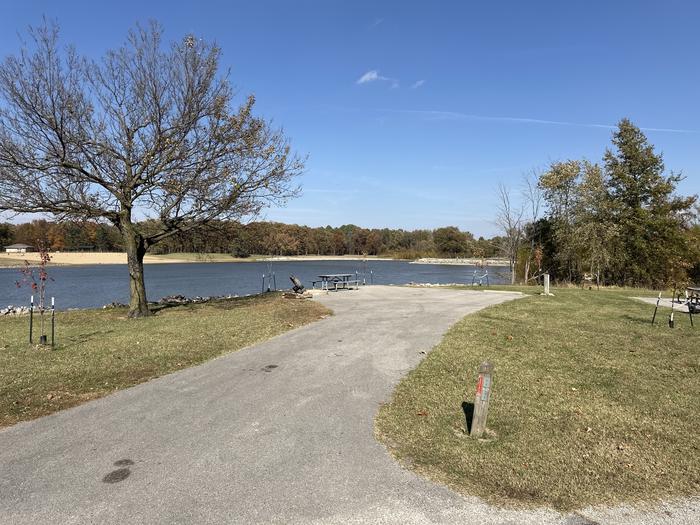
[1,286,697,524]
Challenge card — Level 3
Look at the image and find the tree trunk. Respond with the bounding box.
[524,257,530,285]
[122,222,150,318]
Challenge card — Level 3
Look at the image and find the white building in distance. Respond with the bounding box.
[4,243,35,253]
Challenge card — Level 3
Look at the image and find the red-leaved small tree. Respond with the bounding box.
[16,242,52,343]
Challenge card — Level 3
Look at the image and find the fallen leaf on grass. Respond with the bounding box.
[416,410,429,417]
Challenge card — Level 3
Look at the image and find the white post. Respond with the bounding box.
[541,273,554,296]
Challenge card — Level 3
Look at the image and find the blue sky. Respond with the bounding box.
[1,1,698,236]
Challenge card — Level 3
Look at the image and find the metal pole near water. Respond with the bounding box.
[51,297,55,348]
[651,292,661,325]
[29,295,34,344]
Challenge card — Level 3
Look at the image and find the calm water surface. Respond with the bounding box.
[0,260,509,310]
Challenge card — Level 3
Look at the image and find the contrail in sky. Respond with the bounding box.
[370,108,698,134]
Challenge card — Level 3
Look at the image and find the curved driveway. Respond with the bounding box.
[1,286,696,524]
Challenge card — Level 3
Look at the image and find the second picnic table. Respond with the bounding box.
[315,273,359,291]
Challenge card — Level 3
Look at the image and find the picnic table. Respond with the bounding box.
[313,273,360,291]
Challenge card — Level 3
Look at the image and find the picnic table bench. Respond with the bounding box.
[312,274,360,291]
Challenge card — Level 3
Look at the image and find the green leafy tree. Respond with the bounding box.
[539,160,582,281]
[571,162,617,287]
[433,226,470,257]
[604,119,696,286]
[0,222,13,247]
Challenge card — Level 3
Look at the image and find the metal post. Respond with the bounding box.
[651,292,661,325]
[51,297,55,348]
[261,274,266,294]
[669,298,675,328]
[29,295,34,344]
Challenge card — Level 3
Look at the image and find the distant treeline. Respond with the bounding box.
[0,220,502,259]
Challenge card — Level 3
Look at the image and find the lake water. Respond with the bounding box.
[0,260,510,310]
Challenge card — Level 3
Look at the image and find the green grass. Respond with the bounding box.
[376,287,699,510]
[0,293,330,428]
[150,252,263,262]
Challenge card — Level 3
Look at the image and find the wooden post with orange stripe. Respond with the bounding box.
[470,361,494,438]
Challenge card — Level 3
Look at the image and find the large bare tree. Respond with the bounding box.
[0,22,304,317]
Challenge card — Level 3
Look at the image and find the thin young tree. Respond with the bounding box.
[521,168,543,284]
[495,183,524,284]
[0,21,304,317]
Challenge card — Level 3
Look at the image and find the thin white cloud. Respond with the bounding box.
[377,108,697,134]
[356,70,381,84]
[411,80,425,89]
[368,18,384,29]
[356,70,399,88]
[304,188,359,195]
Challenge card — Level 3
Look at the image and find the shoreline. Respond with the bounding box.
[0,252,510,267]
[257,255,395,262]
[410,257,510,267]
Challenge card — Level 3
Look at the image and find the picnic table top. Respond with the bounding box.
[687,286,700,294]
[318,273,354,279]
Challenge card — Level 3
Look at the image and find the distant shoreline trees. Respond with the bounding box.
[0,219,501,260]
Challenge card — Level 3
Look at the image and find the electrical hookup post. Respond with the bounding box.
[541,273,554,296]
[470,361,494,438]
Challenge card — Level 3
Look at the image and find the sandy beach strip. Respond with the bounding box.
[0,252,393,266]
[0,252,190,266]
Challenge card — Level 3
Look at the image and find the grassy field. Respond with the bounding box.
[376,286,699,510]
[0,293,330,428]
